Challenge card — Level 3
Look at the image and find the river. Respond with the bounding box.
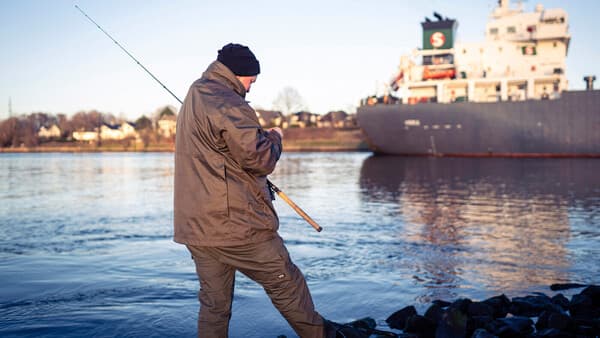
[0,152,598,337]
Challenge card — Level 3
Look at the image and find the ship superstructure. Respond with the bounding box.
[388,0,570,104]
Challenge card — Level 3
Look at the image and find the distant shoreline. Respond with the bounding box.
[0,128,369,153]
[0,145,368,153]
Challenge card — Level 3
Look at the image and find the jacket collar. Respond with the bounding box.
[202,61,247,98]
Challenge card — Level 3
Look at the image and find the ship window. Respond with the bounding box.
[489,27,498,35]
[507,26,516,34]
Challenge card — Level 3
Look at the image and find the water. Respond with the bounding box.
[0,152,599,337]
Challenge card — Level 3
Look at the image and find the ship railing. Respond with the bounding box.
[412,48,455,57]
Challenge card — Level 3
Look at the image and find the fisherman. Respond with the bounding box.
[173,43,328,337]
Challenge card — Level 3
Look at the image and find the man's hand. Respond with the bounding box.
[268,127,283,139]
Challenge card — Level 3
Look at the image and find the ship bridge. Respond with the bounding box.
[388,0,570,104]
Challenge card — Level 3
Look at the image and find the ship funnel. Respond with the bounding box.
[421,13,457,50]
[584,76,596,90]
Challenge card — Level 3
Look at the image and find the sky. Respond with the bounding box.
[1,0,599,121]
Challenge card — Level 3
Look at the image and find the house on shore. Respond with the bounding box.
[72,130,99,142]
[284,111,319,128]
[73,122,138,142]
[100,122,138,140]
[317,111,358,128]
[156,106,177,138]
[256,110,284,128]
[37,125,62,139]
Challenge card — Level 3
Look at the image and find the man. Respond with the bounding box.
[174,43,327,337]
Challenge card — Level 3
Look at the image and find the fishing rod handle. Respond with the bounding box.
[268,180,323,232]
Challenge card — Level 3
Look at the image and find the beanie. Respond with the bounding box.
[217,43,260,76]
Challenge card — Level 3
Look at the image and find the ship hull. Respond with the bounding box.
[357,90,600,157]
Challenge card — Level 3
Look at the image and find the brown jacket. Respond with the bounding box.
[174,61,282,246]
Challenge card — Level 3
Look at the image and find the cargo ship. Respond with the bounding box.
[357,0,599,157]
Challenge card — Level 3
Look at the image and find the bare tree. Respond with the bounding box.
[0,117,18,147]
[135,115,154,149]
[272,86,307,115]
[71,110,103,131]
[57,114,73,139]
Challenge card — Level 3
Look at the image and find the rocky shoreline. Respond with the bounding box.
[305,284,600,338]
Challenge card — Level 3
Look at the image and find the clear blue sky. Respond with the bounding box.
[1,0,599,120]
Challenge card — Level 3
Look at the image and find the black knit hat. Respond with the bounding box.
[217,43,260,76]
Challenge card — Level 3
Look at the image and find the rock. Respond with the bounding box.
[574,323,597,337]
[482,294,511,318]
[569,293,594,319]
[450,298,473,314]
[467,315,494,337]
[470,328,496,338]
[487,316,534,337]
[433,299,452,308]
[385,305,417,330]
[333,326,369,338]
[548,311,573,331]
[468,302,495,317]
[549,283,587,291]
[536,310,553,330]
[550,294,570,310]
[436,307,468,338]
[571,317,600,336]
[346,317,376,332]
[424,303,444,324]
[534,328,571,338]
[580,285,600,307]
[405,314,436,338]
[324,319,372,338]
[510,295,560,317]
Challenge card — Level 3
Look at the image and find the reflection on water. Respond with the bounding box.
[359,156,599,301]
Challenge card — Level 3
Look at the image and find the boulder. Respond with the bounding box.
[534,328,572,338]
[482,294,511,318]
[487,316,534,337]
[324,318,374,338]
[468,302,495,317]
[470,328,497,338]
[510,295,560,317]
[549,283,587,291]
[450,298,473,314]
[569,293,594,319]
[433,299,452,308]
[424,303,444,324]
[580,285,600,307]
[436,307,468,338]
[550,294,570,310]
[467,315,494,337]
[405,314,436,338]
[385,305,417,330]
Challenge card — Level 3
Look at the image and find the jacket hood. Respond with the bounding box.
[202,61,247,98]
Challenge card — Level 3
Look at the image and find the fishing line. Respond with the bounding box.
[74,5,182,104]
[74,5,323,232]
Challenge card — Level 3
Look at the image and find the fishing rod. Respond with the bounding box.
[75,5,323,232]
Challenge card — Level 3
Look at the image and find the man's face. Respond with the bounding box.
[237,75,257,93]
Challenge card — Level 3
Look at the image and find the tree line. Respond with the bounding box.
[0,107,173,148]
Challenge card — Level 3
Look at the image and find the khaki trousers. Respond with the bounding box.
[187,235,325,338]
